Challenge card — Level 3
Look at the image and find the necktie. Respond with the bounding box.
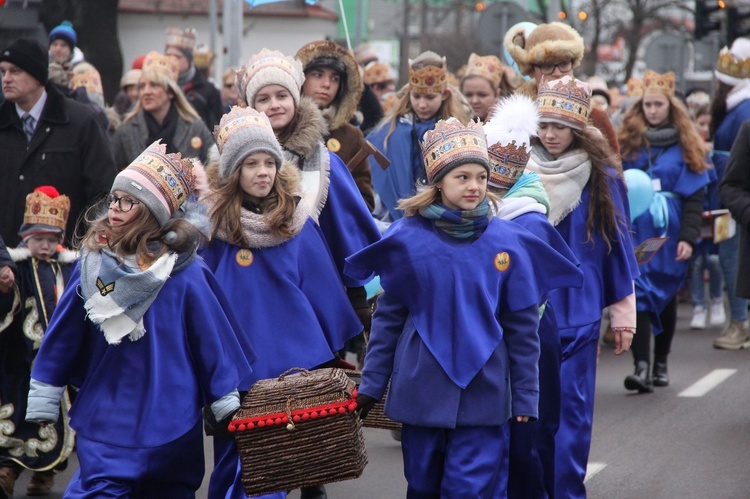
[22,114,36,142]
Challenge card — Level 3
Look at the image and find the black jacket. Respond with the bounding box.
[0,84,117,246]
[182,70,223,132]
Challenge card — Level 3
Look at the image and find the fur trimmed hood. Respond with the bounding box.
[296,40,363,131]
[504,22,584,76]
[281,96,329,158]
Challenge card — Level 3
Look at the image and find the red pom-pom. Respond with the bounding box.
[258,420,266,427]
[265,419,274,426]
[293,415,301,423]
[238,423,246,431]
[34,186,60,198]
[348,402,357,412]
[311,411,319,419]
[282,416,289,423]
[302,413,310,421]
[274,418,282,425]
[247,422,254,429]
[228,424,236,432]
[338,407,345,414]
[320,409,328,417]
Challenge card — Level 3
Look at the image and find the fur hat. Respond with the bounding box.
[49,20,77,50]
[715,37,750,86]
[19,186,70,242]
[236,49,305,108]
[0,39,48,85]
[112,141,197,227]
[537,76,591,130]
[421,118,489,184]
[214,106,284,180]
[504,22,584,76]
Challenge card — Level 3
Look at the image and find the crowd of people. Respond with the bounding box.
[0,16,749,499]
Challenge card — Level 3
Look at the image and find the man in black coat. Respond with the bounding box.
[0,39,117,247]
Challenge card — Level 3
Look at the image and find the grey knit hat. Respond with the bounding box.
[214,106,284,179]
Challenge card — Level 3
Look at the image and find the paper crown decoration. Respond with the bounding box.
[536,76,591,130]
[193,44,215,70]
[214,105,276,155]
[716,42,750,83]
[142,51,180,82]
[421,118,489,184]
[484,94,539,190]
[353,43,378,66]
[70,66,103,95]
[642,70,675,97]
[364,61,394,85]
[114,141,196,226]
[165,27,196,52]
[626,77,643,98]
[23,186,70,233]
[464,53,504,88]
[408,54,448,95]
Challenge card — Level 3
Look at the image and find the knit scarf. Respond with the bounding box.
[645,126,679,148]
[420,197,491,239]
[527,145,591,226]
[145,104,179,154]
[80,247,176,345]
[212,198,309,249]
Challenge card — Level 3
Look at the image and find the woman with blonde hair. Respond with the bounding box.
[460,53,518,121]
[618,70,710,392]
[111,51,215,169]
[366,51,470,221]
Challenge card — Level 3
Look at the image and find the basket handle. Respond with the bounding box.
[278,367,310,380]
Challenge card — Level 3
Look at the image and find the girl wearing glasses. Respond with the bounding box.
[25,141,256,497]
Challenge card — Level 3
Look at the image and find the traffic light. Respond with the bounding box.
[695,0,722,40]
[727,7,750,44]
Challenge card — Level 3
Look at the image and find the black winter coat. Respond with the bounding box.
[182,71,223,132]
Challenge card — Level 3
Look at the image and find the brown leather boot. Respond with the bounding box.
[27,470,55,496]
[0,466,18,499]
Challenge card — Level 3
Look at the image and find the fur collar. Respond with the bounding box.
[8,246,78,263]
[516,79,539,99]
[281,97,329,159]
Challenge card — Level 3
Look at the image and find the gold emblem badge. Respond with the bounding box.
[236,249,254,267]
[494,252,510,272]
[326,138,341,152]
[190,136,203,149]
[96,277,115,296]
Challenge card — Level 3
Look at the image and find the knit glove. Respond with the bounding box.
[355,394,378,420]
[203,406,239,440]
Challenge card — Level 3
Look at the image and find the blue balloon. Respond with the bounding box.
[502,21,537,81]
[623,169,654,222]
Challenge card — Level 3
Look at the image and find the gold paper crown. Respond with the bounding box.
[626,77,643,98]
[214,106,275,155]
[421,118,488,184]
[537,76,591,130]
[409,64,448,95]
[70,67,103,95]
[716,48,750,81]
[128,141,196,215]
[142,51,180,82]
[642,70,675,97]
[193,44,215,70]
[165,27,196,52]
[364,61,394,85]
[487,141,531,190]
[464,53,504,89]
[23,186,70,232]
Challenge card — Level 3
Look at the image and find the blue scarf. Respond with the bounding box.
[420,197,491,239]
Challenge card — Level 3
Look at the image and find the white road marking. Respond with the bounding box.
[678,369,737,397]
[584,462,607,483]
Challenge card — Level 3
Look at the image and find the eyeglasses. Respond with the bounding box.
[224,82,234,89]
[532,61,574,75]
[107,194,140,212]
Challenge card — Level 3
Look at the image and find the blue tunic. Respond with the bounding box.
[366,116,437,220]
[346,215,583,427]
[713,99,750,185]
[623,145,710,332]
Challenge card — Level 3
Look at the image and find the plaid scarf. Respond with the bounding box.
[420,197,491,240]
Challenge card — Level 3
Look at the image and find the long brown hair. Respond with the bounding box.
[207,162,300,246]
[709,80,732,139]
[618,94,708,174]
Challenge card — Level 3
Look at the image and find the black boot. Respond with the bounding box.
[300,484,327,499]
[624,360,653,393]
[653,356,669,387]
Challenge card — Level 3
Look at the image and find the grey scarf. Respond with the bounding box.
[645,126,679,148]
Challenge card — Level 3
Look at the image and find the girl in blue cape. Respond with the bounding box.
[348,118,582,497]
[366,50,470,222]
[201,106,363,499]
[25,141,257,497]
[526,76,639,499]
[618,70,709,392]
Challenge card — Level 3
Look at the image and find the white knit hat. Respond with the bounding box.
[236,49,305,108]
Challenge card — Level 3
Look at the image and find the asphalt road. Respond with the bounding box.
[11,302,750,498]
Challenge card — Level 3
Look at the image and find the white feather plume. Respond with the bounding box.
[483,94,539,152]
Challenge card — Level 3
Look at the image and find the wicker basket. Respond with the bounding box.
[230,367,368,496]
[345,370,402,431]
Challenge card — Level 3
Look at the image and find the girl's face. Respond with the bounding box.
[410,91,447,121]
[107,191,142,228]
[239,152,277,203]
[538,122,575,159]
[253,84,296,131]
[642,93,670,127]
[139,79,173,115]
[26,234,61,261]
[695,113,711,141]
[461,76,498,121]
[436,163,487,211]
[302,67,341,109]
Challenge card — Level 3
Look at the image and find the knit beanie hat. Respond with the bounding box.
[165,27,196,64]
[236,49,305,108]
[19,186,70,242]
[120,69,141,89]
[214,106,284,180]
[715,37,750,86]
[111,141,196,227]
[504,22,584,76]
[0,39,48,85]
[421,118,489,184]
[49,21,77,50]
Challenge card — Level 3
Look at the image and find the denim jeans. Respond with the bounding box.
[690,251,723,307]
[718,226,748,322]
